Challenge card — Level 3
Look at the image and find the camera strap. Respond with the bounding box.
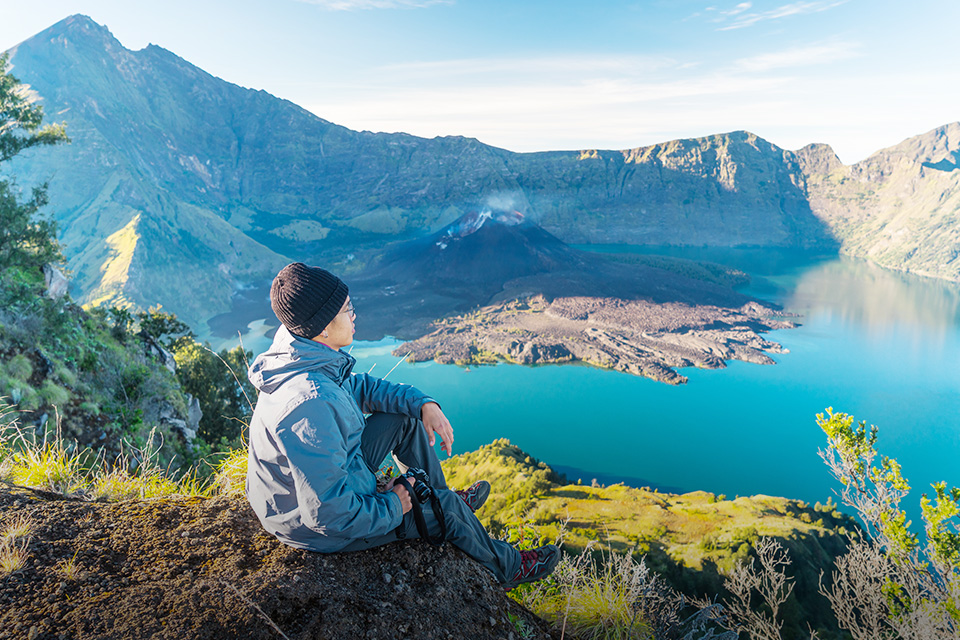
[392,476,446,547]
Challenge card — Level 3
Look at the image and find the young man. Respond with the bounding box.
[245,262,559,589]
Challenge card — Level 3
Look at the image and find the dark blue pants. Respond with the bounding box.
[339,412,520,584]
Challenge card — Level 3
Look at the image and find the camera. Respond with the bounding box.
[393,466,447,546]
[400,467,434,503]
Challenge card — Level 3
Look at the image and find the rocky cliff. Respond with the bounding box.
[797,122,960,281]
[6,16,839,330]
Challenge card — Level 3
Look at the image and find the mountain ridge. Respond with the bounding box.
[6,14,959,333]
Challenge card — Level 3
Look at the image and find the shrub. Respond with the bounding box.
[816,408,959,638]
[38,380,70,407]
[5,354,33,382]
[717,410,960,639]
[518,543,735,640]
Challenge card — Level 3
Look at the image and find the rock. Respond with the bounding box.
[155,399,197,449]
[186,394,202,432]
[0,486,556,640]
[140,332,177,373]
[42,264,68,300]
[397,295,794,385]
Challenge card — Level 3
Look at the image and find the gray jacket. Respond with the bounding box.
[245,326,433,552]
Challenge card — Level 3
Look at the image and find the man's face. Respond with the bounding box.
[315,296,355,349]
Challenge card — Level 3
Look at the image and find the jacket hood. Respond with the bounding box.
[248,326,356,394]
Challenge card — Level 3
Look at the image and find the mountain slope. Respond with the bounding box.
[797,123,960,281]
[5,16,290,327]
[5,15,838,331]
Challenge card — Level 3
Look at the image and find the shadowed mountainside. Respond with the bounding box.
[796,123,960,281]
[349,208,766,341]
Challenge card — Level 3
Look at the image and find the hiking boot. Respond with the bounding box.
[504,544,561,591]
[455,480,490,513]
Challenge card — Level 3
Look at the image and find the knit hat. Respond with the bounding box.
[270,263,349,339]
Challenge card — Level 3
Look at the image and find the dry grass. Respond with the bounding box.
[0,537,29,576]
[0,514,33,577]
[55,550,81,581]
[0,404,223,501]
[516,540,736,640]
[211,445,248,498]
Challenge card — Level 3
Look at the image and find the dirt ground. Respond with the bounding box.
[0,485,556,640]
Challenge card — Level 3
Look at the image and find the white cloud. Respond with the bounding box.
[284,45,960,164]
[713,1,847,30]
[734,41,860,72]
[295,0,451,10]
[724,2,753,17]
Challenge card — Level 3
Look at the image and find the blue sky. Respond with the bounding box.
[1,0,957,163]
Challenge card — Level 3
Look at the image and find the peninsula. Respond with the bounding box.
[394,295,793,384]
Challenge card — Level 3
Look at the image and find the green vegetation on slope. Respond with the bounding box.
[0,54,252,476]
[442,439,856,636]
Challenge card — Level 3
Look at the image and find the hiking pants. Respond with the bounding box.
[338,411,521,584]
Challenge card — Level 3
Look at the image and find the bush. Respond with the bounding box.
[517,542,735,640]
[38,380,70,407]
[5,355,33,382]
[716,409,960,639]
[816,408,959,638]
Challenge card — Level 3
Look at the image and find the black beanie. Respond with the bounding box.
[270,263,349,339]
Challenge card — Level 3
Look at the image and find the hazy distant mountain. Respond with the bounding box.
[5,15,958,331]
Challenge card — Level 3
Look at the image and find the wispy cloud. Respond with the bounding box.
[724,2,754,17]
[378,54,678,80]
[735,41,860,72]
[297,53,793,152]
[295,0,451,10]
[707,1,847,30]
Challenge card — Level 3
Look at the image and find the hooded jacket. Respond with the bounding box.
[245,326,434,552]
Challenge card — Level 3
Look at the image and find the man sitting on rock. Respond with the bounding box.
[245,262,559,589]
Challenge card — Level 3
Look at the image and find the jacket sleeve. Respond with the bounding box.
[274,402,403,539]
[345,372,435,418]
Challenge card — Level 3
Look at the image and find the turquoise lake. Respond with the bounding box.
[233,248,960,512]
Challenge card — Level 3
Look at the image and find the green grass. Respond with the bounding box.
[5,355,33,382]
[0,403,223,500]
[0,422,89,495]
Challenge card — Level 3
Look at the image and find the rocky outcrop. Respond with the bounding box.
[0,486,555,640]
[41,265,68,300]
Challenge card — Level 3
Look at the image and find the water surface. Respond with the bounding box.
[222,250,960,513]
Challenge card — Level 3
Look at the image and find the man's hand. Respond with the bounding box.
[420,402,454,456]
[388,477,416,514]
